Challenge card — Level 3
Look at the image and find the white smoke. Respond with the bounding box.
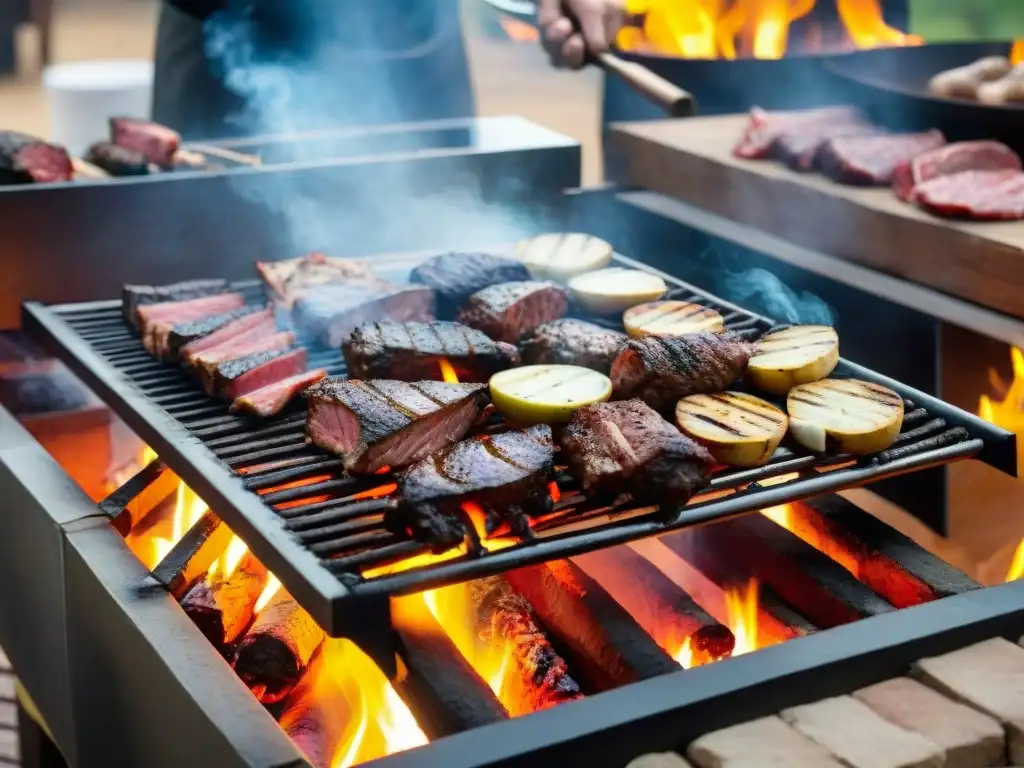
[723,268,835,326]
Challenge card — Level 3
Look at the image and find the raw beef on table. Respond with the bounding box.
[732,106,863,159]
[817,130,946,185]
[913,169,1024,221]
[892,140,1022,201]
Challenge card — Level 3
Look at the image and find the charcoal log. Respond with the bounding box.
[505,561,680,692]
[233,587,326,704]
[181,552,268,653]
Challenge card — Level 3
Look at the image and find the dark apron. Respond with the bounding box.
[152,1,476,140]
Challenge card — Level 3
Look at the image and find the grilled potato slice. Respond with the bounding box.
[748,325,839,394]
[787,378,904,455]
[675,392,788,467]
[490,365,612,425]
[568,268,668,315]
[624,301,725,338]
[515,233,614,283]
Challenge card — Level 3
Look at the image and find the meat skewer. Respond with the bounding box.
[110,116,181,167]
[0,130,74,185]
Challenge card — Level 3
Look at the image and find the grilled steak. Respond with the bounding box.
[123,279,230,328]
[257,253,384,308]
[164,306,268,361]
[520,319,628,372]
[85,141,155,177]
[307,379,489,473]
[293,283,435,348]
[892,140,1021,201]
[0,131,73,185]
[110,117,181,167]
[913,169,1024,220]
[389,425,554,551]
[775,122,881,172]
[733,106,862,160]
[817,130,946,185]
[344,321,520,383]
[231,369,328,418]
[611,333,752,412]
[409,252,531,315]
[211,347,307,400]
[457,281,569,343]
[195,332,296,395]
[184,318,278,366]
[135,292,244,330]
[561,399,714,507]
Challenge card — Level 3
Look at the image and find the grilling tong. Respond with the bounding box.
[483,0,697,117]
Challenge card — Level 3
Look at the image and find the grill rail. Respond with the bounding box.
[22,254,1017,665]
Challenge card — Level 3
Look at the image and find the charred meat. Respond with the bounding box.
[343,321,520,383]
[123,279,230,328]
[231,369,328,418]
[306,379,489,473]
[110,117,181,167]
[560,399,714,507]
[135,292,244,330]
[85,141,155,177]
[457,281,569,343]
[410,252,531,314]
[195,332,296,395]
[0,130,73,185]
[293,283,435,348]
[611,333,752,412]
[184,318,279,366]
[210,347,307,401]
[164,305,268,361]
[389,425,555,551]
[257,253,385,308]
[519,318,628,372]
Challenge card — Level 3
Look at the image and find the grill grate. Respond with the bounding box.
[22,254,1017,654]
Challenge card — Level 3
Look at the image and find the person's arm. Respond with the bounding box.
[538,0,627,69]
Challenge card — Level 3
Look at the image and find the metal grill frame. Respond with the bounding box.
[21,252,1017,663]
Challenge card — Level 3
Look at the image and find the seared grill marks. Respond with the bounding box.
[306,379,490,474]
[457,281,569,343]
[389,425,555,552]
[343,321,520,383]
[122,279,229,328]
[519,318,628,373]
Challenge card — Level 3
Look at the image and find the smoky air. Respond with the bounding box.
[724,268,835,326]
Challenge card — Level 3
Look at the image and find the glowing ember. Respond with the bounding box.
[1013,40,1024,67]
[1007,538,1024,582]
[438,358,460,384]
[617,0,920,59]
[126,479,209,570]
[207,534,250,581]
[761,503,861,578]
[978,345,1024,476]
[724,579,759,655]
[673,636,694,669]
[255,573,282,613]
[548,482,561,503]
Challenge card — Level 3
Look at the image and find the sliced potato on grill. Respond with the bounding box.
[675,392,788,467]
[515,233,614,283]
[568,268,667,315]
[624,301,725,338]
[490,365,612,425]
[787,378,904,455]
[748,325,839,394]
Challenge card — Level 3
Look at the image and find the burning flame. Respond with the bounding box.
[673,636,694,668]
[1013,40,1024,67]
[616,0,920,59]
[978,345,1024,477]
[255,573,282,613]
[724,579,759,655]
[438,358,459,384]
[125,476,209,570]
[207,534,249,580]
[1007,539,1024,582]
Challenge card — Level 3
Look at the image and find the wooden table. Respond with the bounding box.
[610,115,1024,320]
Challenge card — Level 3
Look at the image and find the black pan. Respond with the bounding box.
[824,42,1023,153]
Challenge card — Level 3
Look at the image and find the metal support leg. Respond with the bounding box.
[17,700,67,768]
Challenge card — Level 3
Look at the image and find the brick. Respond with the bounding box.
[854,677,1004,768]
[627,754,693,768]
[781,695,944,768]
[914,637,1024,763]
[687,715,844,767]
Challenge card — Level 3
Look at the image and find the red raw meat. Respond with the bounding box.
[183,319,277,365]
[110,117,181,167]
[178,307,274,358]
[775,122,881,172]
[817,130,946,185]
[0,131,73,184]
[914,170,1024,221]
[195,332,297,395]
[230,369,328,417]
[135,293,245,329]
[215,347,308,401]
[732,106,862,159]
[892,141,1022,202]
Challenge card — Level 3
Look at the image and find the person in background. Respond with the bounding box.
[155,0,628,139]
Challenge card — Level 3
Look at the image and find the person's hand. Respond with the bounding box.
[538,0,627,70]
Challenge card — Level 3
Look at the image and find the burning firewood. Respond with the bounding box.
[233,587,325,704]
[181,552,268,653]
[468,575,583,714]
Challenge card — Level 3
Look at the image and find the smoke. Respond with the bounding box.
[201,6,533,259]
[723,268,835,326]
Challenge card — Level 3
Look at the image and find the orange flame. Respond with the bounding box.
[206,534,250,581]
[978,345,1024,477]
[438,358,460,384]
[1007,538,1024,582]
[723,579,759,655]
[500,17,540,43]
[1013,40,1024,67]
[618,0,920,59]
[673,636,694,668]
[125,478,209,570]
[255,573,282,613]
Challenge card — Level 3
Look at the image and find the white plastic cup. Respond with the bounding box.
[42,60,154,156]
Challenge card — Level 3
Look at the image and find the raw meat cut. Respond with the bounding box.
[177,307,274,359]
[184,319,278,366]
[230,369,328,417]
[732,106,862,159]
[389,425,554,551]
[122,279,230,328]
[410,252,531,314]
[343,321,520,382]
[611,332,752,412]
[292,283,435,348]
[195,332,296,395]
[560,399,714,507]
[0,131,73,185]
[110,117,181,167]
[135,292,244,330]
[817,130,946,185]
[775,122,881,172]
[913,169,1024,220]
[519,319,627,372]
[210,347,307,400]
[456,281,569,343]
[892,140,1022,201]
[256,253,384,308]
[306,379,489,473]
